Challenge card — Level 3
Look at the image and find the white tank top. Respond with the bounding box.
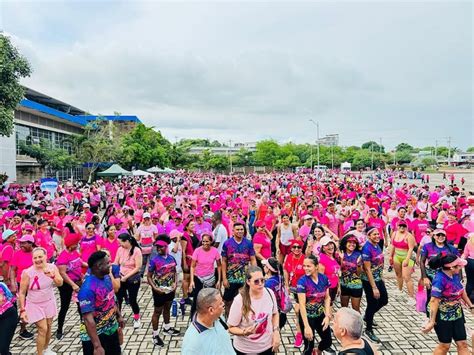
[280,223,294,246]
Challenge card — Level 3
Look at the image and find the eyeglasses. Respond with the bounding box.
[251,278,265,285]
[292,246,302,249]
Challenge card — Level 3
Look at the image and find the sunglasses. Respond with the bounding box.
[292,246,302,249]
[86,227,94,230]
[251,278,265,285]
[435,233,446,237]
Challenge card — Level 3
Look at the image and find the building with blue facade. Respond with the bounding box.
[0,87,141,183]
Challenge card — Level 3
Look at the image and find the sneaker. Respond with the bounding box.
[152,334,164,347]
[407,297,417,307]
[363,317,378,328]
[364,330,381,344]
[55,330,64,340]
[19,330,34,340]
[44,348,57,355]
[294,332,303,348]
[163,327,180,336]
[133,319,141,329]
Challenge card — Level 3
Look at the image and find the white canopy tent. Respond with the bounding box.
[132,169,153,176]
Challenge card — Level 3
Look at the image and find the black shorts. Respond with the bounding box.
[434,315,467,344]
[152,290,175,307]
[340,285,363,298]
[82,330,121,355]
[223,283,243,302]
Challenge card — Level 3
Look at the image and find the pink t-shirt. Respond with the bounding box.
[35,230,55,260]
[253,232,272,259]
[319,253,340,288]
[80,235,100,264]
[11,250,33,282]
[463,241,474,259]
[136,224,158,255]
[101,237,120,262]
[56,250,83,282]
[192,247,221,278]
[115,247,142,277]
[228,289,278,354]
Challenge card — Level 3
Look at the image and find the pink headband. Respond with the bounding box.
[155,240,168,248]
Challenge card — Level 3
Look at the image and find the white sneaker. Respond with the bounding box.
[44,349,57,355]
[407,297,416,307]
[133,319,141,329]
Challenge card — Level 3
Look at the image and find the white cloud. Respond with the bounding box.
[1,0,472,149]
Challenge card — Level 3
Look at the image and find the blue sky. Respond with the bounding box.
[1,0,472,149]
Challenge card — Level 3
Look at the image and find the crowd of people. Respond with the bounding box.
[0,170,473,355]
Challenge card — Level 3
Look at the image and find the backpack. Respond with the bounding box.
[266,277,293,314]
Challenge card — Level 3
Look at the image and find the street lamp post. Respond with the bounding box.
[309,119,320,169]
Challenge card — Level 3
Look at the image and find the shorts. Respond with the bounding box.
[329,287,338,303]
[82,330,121,355]
[279,244,292,257]
[340,285,363,298]
[223,283,243,302]
[152,290,175,307]
[434,315,466,343]
[394,250,415,267]
[26,299,58,324]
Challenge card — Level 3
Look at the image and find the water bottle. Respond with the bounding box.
[171,299,178,317]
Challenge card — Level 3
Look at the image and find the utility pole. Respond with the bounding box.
[379,137,382,167]
[447,136,452,166]
[309,119,320,169]
[435,140,438,163]
[371,142,374,170]
[229,139,232,173]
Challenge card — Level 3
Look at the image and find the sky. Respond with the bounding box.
[1,0,472,150]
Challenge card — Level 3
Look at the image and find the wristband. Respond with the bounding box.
[20,309,26,313]
[273,326,280,332]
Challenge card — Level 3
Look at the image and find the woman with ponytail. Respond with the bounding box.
[228,265,280,355]
[422,252,474,354]
[114,233,143,330]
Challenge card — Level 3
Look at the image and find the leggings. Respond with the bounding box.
[58,283,81,333]
[362,280,388,331]
[298,314,332,355]
[0,307,17,355]
[117,281,140,315]
[466,258,474,303]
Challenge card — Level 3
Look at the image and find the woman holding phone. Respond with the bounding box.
[228,266,280,355]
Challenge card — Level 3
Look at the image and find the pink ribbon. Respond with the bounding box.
[30,276,40,291]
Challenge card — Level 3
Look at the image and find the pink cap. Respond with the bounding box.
[18,234,35,243]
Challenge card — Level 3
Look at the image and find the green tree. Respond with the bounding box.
[352,149,383,170]
[19,139,77,171]
[396,143,414,152]
[120,124,171,170]
[71,118,122,182]
[208,155,229,170]
[421,157,437,167]
[0,34,32,136]
[254,140,281,166]
[361,141,385,153]
[169,143,193,168]
[395,150,413,164]
[467,147,474,153]
[234,148,254,167]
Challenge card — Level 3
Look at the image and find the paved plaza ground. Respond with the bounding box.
[10,264,474,355]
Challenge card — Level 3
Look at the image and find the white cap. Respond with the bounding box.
[143,212,151,219]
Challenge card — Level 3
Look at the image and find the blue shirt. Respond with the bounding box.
[182,316,236,355]
[361,242,384,282]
